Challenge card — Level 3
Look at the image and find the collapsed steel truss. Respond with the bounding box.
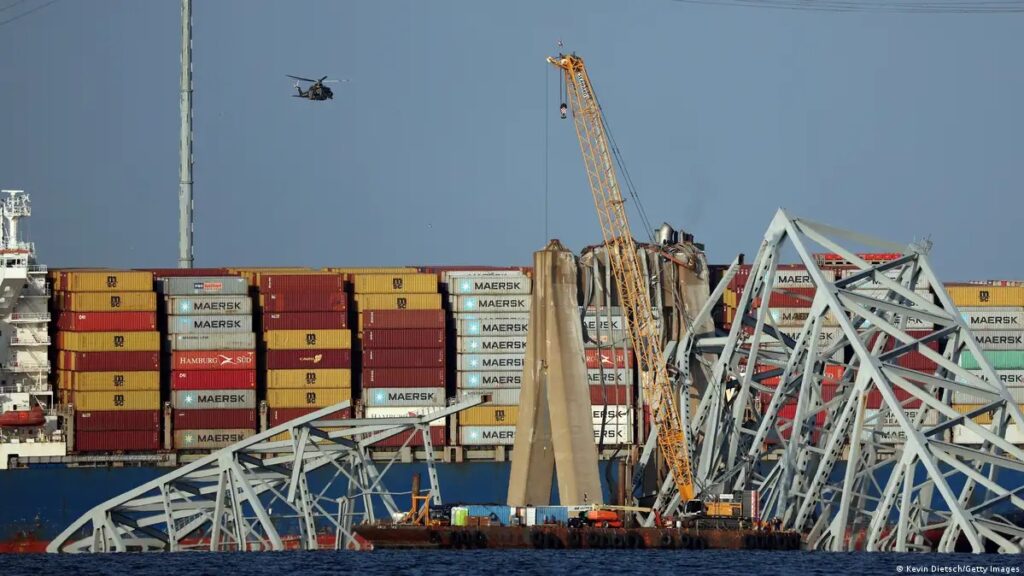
[670,209,1024,553]
[48,397,485,553]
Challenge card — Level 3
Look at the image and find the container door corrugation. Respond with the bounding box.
[584,348,633,369]
[959,351,1024,370]
[59,292,157,312]
[450,295,530,313]
[266,368,352,389]
[170,370,257,390]
[58,331,161,352]
[363,406,446,427]
[361,329,445,349]
[265,349,352,370]
[266,387,352,409]
[58,271,153,292]
[261,312,348,330]
[459,405,518,426]
[457,371,522,389]
[75,431,160,452]
[167,315,254,334]
[448,274,531,295]
[57,370,160,391]
[158,277,249,296]
[456,388,520,406]
[56,312,157,332]
[360,310,446,330]
[589,385,633,405]
[170,350,257,371]
[354,293,442,311]
[173,408,257,430]
[972,330,1024,351]
[363,387,447,407]
[264,329,352,350]
[169,333,257,351]
[171,389,256,410]
[260,291,348,313]
[75,410,160,432]
[258,273,345,292]
[362,348,444,368]
[68,390,161,411]
[947,285,1024,308]
[166,296,253,316]
[456,354,525,371]
[58,351,160,371]
[174,429,255,450]
[459,426,516,446]
[353,273,438,294]
[456,336,528,354]
[370,428,447,448]
[361,368,446,388]
[457,316,530,336]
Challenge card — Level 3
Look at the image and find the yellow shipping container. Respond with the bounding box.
[354,293,442,311]
[353,273,437,294]
[946,285,1024,307]
[459,405,519,426]
[59,331,160,352]
[59,271,153,292]
[266,369,352,389]
[68,390,161,411]
[264,329,351,350]
[953,403,1024,425]
[266,387,352,409]
[59,291,157,312]
[58,370,160,391]
[325,267,417,274]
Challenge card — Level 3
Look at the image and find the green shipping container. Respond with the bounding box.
[959,350,1024,370]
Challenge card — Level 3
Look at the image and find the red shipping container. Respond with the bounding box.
[170,350,257,371]
[361,310,446,330]
[265,349,352,370]
[170,370,256,390]
[585,348,633,369]
[75,430,161,452]
[749,288,817,308]
[259,274,345,293]
[58,351,160,371]
[173,408,256,430]
[362,348,445,368]
[261,291,347,312]
[75,410,160,432]
[371,427,446,448]
[362,329,445,349]
[56,311,157,332]
[589,385,633,405]
[269,407,351,427]
[362,368,446,388]
[262,312,348,330]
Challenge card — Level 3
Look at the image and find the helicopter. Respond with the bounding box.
[287,75,345,101]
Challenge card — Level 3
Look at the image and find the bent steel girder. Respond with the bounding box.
[48,396,485,554]
[689,209,1024,553]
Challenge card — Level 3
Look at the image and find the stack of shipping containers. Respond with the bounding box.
[949,282,1024,444]
[583,306,635,448]
[160,275,257,451]
[356,272,446,449]
[259,273,352,427]
[52,270,161,452]
[447,270,531,448]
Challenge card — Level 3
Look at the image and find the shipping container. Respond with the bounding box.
[947,285,1024,308]
[353,273,437,294]
[56,311,156,332]
[834,266,931,290]
[170,350,257,371]
[457,371,521,389]
[460,504,513,526]
[68,390,160,411]
[960,351,1024,371]
[266,387,352,409]
[75,410,160,432]
[952,387,1024,404]
[172,408,257,430]
[456,354,525,371]
[265,349,351,370]
[456,336,528,354]
[57,351,160,371]
[961,369,1024,387]
[586,368,633,386]
[584,348,633,369]
[959,307,1024,331]
[363,348,445,368]
[167,315,253,334]
[258,273,345,293]
[58,331,160,352]
[170,370,257,390]
[972,330,1024,351]
[165,295,252,316]
[456,388,519,406]
[158,276,249,296]
[58,291,157,312]
[262,312,348,331]
[582,313,625,333]
[592,406,634,425]
[364,407,446,427]
[171,389,256,410]
[173,429,255,450]
[168,333,257,351]
[360,309,446,330]
[459,405,518,426]
[952,423,1024,445]
[265,329,352,350]
[361,368,446,388]
[142,267,232,278]
[268,408,351,427]
[767,308,838,328]
[593,423,633,444]
[370,427,446,448]
[75,430,160,452]
[57,370,159,391]
[260,291,348,313]
[57,270,153,292]
[447,274,531,295]
[354,293,442,311]
[325,267,417,274]
[459,426,516,446]
[364,387,446,407]
[728,265,837,291]
[457,315,530,336]
[450,295,530,314]
[589,385,633,405]
[266,368,352,389]
[362,329,445,349]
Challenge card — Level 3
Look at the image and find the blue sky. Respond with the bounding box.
[0,0,1021,279]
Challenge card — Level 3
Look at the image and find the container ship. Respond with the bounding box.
[1,190,1023,553]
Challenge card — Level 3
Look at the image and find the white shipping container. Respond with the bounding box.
[858,314,934,331]
[952,387,1024,404]
[451,295,530,313]
[168,333,256,351]
[172,389,256,410]
[166,295,253,315]
[457,388,521,406]
[587,368,633,386]
[158,276,249,296]
[952,424,1024,445]
[843,267,930,290]
[457,315,530,336]
[592,406,633,425]
[448,274,532,295]
[759,327,842,348]
[458,371,524,388]
[593,423,633,444]
[772,268,836,289]
[364,406,445,427]
[457,336,528,354]
[457,354,526,371]
[167,315,253,335]
[174,429,254,450]
[364,387,446,408]
[767,308,838,328]
[961,369,1024,387]
[972,330,1024,351]
[851,289,932,304]
[959,307,1024,331]
[861,408,939,445]
[459,425,517,445]
[583,314,625,333]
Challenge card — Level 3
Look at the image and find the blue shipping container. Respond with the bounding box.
[465,505,512,526]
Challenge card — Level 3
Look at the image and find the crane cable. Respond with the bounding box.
[672,0,1024,13]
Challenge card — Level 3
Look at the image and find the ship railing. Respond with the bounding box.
[27,264,47,274]
[10,334,51,346]
[1,361,50,373]
[0,384,53,395]
[8,312,50,323]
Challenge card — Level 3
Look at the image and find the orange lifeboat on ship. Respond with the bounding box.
[0,405,45,427]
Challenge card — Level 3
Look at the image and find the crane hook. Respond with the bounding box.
[559,103,568,119]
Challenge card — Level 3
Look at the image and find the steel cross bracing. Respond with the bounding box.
[47,396,486,554]
[673,209,1024,553]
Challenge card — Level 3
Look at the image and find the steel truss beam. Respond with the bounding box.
[48,397,486,553]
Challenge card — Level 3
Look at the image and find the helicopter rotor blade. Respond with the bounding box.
[286,74,317,82]
[318,76,328,83]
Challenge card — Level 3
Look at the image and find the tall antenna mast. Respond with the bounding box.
[178,0,194,268]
